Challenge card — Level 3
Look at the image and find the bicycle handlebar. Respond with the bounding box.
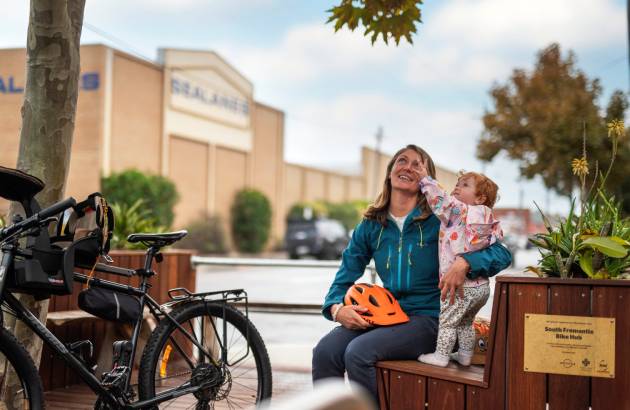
[0,197,76,241]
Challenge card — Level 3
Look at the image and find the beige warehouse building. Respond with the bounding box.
[0,45,457,249]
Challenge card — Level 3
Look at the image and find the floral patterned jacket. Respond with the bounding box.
[419,176,503,287]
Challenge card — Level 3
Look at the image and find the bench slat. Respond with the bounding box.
[467,282,507,409]
[507,283,547,410]
[592,286,630,410]
[376,360,484,387]
[427,378,464,410]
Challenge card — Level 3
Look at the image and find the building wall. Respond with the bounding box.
[214,146,248,247]
[347,176,364,201]
[251,102,285,246]
[284,164,304,214]
[327,175,346,203]
[169,136,209,227]
[110,51,163,174]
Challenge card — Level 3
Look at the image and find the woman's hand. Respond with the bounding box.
[439,256,469,304]
[335,304,372,330]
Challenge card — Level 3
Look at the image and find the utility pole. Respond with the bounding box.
[373,126,384,198]
[627,0,630,90]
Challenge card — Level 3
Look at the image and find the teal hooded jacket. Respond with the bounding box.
[322,206,512,320]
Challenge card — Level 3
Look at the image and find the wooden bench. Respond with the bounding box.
[375,275,630,410]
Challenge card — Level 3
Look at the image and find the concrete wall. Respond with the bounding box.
[169,136,209,227]
[214,146,248,247]
[110,51,163,174]
[251,102,285,247]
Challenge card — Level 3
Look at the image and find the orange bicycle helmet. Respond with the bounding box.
[344,283,409,326]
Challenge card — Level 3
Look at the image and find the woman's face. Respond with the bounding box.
[389,149,423,193]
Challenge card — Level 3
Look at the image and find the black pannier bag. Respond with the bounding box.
[9,192,114,298]
[78,287,140,324]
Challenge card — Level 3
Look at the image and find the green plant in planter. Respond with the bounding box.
[528,120,630,279]
[110,199,165,250]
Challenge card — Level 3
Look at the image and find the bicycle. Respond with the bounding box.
[0,166,272,409]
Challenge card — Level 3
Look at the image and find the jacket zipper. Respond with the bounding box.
[397,228,403,291]
[406,243,412,288]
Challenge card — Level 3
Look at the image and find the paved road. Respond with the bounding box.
[195,249,539,371]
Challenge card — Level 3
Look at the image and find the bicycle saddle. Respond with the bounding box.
[127,230,188,247]
[0,166,45,202]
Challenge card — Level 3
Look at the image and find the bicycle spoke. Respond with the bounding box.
[141,303,269,409]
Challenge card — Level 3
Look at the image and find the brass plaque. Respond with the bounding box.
[524,314,615,378]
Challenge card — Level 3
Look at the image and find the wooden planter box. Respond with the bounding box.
[376,275,630,410]
[40,249,196,391]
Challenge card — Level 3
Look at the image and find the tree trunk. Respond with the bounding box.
[4,0,85,401]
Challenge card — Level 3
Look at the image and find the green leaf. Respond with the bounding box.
[579,236,628,258]
[578,250,594,277]
[608,236,630,247]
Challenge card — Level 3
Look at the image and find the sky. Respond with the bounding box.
[3,0,628,214]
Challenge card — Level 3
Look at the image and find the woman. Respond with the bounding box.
[312,145,511,402]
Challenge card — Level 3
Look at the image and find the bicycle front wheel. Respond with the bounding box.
[138,301,272,409]
[0,326,44,409]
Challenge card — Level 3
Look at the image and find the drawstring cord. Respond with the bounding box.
[376,225,384,250]
[416,222,424,248]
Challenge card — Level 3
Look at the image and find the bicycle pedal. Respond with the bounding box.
[101,366,129,388]
[67,340,93,362]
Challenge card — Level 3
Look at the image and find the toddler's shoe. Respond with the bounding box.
[449,350,473,366]
[418,352,449,367]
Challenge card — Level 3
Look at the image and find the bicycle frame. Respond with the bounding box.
[1,245,249,409]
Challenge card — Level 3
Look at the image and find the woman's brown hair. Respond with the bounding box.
[364,144,437,226]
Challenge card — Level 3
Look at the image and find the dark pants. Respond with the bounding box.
[312,315,438,402]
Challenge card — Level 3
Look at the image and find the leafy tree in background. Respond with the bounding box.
[327,0,423,45]
[231,189,272,253]
[477,43,629,207]
[101,169,179,228]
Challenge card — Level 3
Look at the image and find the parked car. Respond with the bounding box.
[285,218,349,260]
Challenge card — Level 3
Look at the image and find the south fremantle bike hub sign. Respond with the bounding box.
[524,314,615,378]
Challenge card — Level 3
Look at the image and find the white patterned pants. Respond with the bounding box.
[435,285,490,356]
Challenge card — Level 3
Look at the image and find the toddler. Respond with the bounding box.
[416,165,502,367]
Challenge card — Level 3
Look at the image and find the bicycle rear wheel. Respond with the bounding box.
[0,326,44,409]
[138,301,272,409]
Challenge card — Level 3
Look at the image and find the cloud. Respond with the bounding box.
[401,0,625,90]
[219,22,406,87]
[285,93,481,173]
[426,0,625,51]
[404,47,515,87]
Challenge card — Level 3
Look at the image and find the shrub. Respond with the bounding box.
[230,189,272,253]
[178,214,228,255]
[101,169,179,228]
[110,199,164,250]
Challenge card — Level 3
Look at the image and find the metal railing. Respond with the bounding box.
[191,256,377,315]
